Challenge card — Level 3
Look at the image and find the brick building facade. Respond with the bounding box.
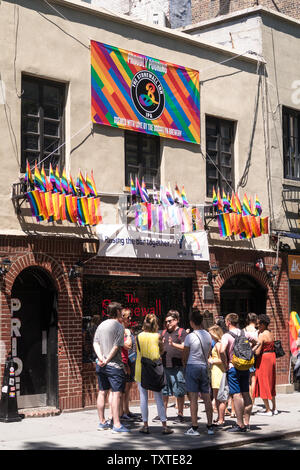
[191,0,300,24]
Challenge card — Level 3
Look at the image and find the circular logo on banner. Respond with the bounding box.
[131,71,165,120]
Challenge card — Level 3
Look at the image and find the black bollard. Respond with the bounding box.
[0,355,23,422]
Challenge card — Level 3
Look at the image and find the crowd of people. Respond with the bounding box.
[92,303,278,435]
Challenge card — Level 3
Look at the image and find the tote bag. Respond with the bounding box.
[136,335,166,392]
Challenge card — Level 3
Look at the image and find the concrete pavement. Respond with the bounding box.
[0,392,299,450]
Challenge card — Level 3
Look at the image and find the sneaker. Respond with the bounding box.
[172,414,184,423]
[152,415,161,422]
[246,424,251,432]
[227,424,247,433]
[120,414,134,422]
[97,421,111,431]
[111,424,131,433]
[256,410,273,416]
[273,410,279,415]
[184,427,200,436]
[207,425,214,435]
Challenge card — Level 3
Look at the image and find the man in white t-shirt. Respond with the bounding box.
[182,309,214,436]
[220,313,259,433]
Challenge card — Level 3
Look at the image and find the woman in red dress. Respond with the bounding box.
[253,314,278,416]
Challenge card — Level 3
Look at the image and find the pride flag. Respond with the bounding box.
[34,162,46,192]
[260,217,269,234]
[181,185,189,207]
[49,164,57,192]
[24,160,34,188]
[289,311,300,356]
[61,168,70,194]
[55,166,62,193]
[255,195,262,216]
[217,213,232,237]
[222,191,231,213]
[235,193,242,214]
[242,194,251,216]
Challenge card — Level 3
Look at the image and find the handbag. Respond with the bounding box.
[217,372,229,402]
[136,335,166,392]
[274,340,285,358]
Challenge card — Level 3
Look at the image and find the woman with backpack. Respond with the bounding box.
[253,314,278,416]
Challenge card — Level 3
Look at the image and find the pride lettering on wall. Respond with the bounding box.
[91,41,200,144]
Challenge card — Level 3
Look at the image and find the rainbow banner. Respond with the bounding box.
[289,311,300,356]
[91,41,200,144]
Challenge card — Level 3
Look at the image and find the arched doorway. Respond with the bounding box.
[220,274,267,328]
[11,267,58,409]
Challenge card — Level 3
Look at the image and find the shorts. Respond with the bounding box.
[96,364,126,392]
[185,364,210,394]
[162,367,186,397]
[227,367,250,395]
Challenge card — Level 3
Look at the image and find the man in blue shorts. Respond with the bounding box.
[220,313,259,433]
[93,302,130,434]
[159,310,187,423]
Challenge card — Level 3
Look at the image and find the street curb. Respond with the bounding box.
[202,428,300,450]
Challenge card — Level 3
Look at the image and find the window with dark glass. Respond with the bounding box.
[205,116,235,197]
[125,131,161,188]
[21,76,65,173]
[283,107,300,180]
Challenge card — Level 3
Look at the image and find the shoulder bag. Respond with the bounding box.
[274,340,285,358]
[136,335,166,392]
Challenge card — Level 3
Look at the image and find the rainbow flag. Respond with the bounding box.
[24,160,34,188]
[86,171,98,197]
[94,197,102,224]
[181,185,189,207]
[222,191,231,213]
[26,190,44,221]
[242,215,252,238]
[41,165,52,192]
[255,195,262,216]
[52,192,60,221]
[289,311,300,356]
[235,193,242,214]
[59,193,66,220]
[153,183,160,205]
[174,184,182,204]
[55,166,62,193]
[88,197,97,225]
[242,193,251,216]
[44,191,54,217]
[141,178,150,203]
[250,215,261,238]
[77,196,89,225]
[260,217,269,234]
[217,213,232,237]
[230,192,237,213]
[49,164,57,192]
[61,168,70,194]
[217,189,223,213]
[78,170,91,197]
[165,183,174,205]
[69,174,78,196]
[65,194,77,223]
[34,162,46,191]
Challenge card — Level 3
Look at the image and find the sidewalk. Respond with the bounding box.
[0,392,299,450]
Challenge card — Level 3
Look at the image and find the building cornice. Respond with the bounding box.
[40,0,264,64]
[181,5,300,33]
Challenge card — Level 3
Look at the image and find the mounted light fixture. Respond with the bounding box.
[267,264,279,279]
[0,258,12,277]
[207,264,219,285]
[69,261,84,280]
[255,258,265,271]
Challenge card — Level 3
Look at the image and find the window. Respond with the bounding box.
[21,76,65,173]
[125,131,161,188]
[283,107,300,180]
[205,116,235,197]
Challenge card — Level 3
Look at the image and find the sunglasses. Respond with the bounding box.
[165,319,174,323]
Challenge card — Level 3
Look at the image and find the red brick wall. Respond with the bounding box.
[0,235,291,412]
[191,0,300,24]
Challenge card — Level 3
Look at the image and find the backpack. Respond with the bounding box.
[229,330,255,371]
[162,328,184,340]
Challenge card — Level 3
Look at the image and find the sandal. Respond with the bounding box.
[230,413,236,418]
[139,426,150,434]
[162,427,174,435]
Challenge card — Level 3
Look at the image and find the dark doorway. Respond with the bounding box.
[11,268,58,408]
[82,276,192,363]
[220,275,266,328]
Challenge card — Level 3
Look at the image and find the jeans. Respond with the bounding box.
[138,382,166,423]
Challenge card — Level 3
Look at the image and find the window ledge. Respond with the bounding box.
[282,178,300,188]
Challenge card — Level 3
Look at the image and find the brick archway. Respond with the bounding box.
[215,262,271,291]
